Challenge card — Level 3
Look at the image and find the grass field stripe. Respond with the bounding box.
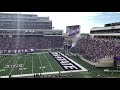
[0,56,9,63]
[43,53,54,72]
[8,56,20,75]
[48,53,64,71]
[1,56,14,70]
[21,56,27,74]
[37,54,44,73]
[32,56,33,73]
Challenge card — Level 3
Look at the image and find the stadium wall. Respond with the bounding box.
[69,52,114,67]
[80,55,114,67]
[95,56,114,67]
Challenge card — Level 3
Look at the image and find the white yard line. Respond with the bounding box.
[0,56,9,63]
[1,57,14,70]
[43,53,54,72]
[21,57,27,74]
[49,53,64,71]
[32,56,33,74]
[37,54,44,73]
[8,56,20,75]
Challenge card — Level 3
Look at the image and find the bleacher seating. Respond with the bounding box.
[0,35,64,53]
[70,38,120,63]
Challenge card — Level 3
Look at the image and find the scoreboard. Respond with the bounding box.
[66,25,80,33]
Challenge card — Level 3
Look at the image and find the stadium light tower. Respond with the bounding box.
[64,36,69,55]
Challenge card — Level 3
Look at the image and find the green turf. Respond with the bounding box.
[1,51,120,78]
[0,52,63,76]
[45,53,63,71]
[68,55,120,78]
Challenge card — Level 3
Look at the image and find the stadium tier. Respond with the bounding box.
[1,13,120,78]
[0,13,52,29]
[0,35,64,54]
[70,38,120,63]
[0,13,64,54]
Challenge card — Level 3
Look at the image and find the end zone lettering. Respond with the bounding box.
[50,52,82,71]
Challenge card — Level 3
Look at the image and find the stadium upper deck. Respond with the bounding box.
[0,13,52,29]
[0,13,64,53]
[0,13,63,35]
[90,22,120,38]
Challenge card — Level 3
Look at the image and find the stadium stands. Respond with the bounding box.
[0,13,64,54]
[70,38,120,63]
[0,13,52,29]
[0,35,64,54]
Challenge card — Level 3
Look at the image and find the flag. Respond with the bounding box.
[31,49,34,52]
[8,50,11,53]
[72,42,76,47]
[14,50,16,53]
[25,49,27,52]
[18,50,21,53]
[67,28,80,37]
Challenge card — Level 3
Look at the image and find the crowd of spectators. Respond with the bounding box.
[70,38,120,63]
[0,35,64,54]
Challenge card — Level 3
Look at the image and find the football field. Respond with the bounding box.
[2,51,120,78]
[0,52,64,77]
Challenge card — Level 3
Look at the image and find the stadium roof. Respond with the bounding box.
[90,25,120,31]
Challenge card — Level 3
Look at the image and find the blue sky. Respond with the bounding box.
[3,12,120,33]
[91,12,120,27]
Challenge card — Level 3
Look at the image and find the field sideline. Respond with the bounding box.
[1,51,120,78]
